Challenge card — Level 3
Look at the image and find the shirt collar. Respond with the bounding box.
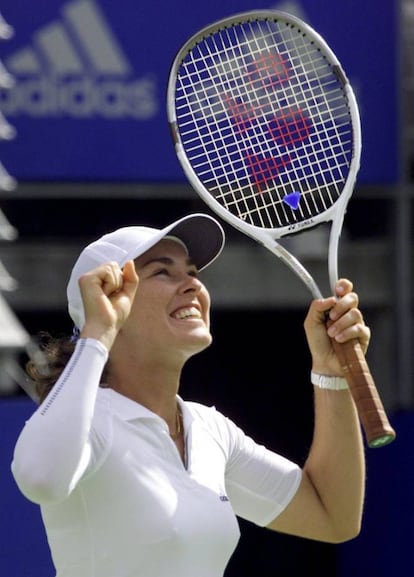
[98,387,192,427]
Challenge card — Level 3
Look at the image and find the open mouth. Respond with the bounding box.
[171,307,201,320]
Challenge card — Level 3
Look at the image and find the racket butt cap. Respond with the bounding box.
[367,431,396,448]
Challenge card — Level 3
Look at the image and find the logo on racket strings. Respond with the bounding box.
[222,51,314,193]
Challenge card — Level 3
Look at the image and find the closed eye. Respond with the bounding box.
[153,267,170,276]
[153,267,198,278]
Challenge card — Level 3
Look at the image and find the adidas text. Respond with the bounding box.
[0,76,158,118]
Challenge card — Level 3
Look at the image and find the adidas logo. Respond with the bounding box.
[0,0,158,119]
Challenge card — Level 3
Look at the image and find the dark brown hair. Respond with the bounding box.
[26,332,108,403]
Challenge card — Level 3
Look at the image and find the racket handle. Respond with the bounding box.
[331,338,396,448]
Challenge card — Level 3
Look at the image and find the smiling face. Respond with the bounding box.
[113,238,213,365]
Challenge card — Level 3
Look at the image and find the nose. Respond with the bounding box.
[178,274,203,294]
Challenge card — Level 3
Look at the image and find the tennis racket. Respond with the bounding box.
[167,10,395,448]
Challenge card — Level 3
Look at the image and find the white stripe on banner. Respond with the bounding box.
[35,23,83,74]
[64,0,131,75]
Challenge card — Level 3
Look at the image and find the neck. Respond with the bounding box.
[107,366,181,421]
[107,356,181,397]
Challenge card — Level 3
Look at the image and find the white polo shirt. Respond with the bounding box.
[13,340,301,577]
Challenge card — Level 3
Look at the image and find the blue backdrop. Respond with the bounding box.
[0,0,399,184]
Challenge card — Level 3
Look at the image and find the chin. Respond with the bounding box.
[187,332,213,354]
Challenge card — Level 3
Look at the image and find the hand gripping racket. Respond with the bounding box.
[167,10,396,448]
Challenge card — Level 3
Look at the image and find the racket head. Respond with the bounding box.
[167,10,361,241]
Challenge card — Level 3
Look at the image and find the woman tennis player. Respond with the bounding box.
[11,213,367,577]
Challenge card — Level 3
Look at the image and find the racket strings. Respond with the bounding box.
[174,17,354,229]
[208,28,263,221]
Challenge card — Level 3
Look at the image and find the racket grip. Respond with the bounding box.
[331,338,396,448]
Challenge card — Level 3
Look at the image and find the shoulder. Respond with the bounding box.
[183,400,245,449]
[184,400,230,428]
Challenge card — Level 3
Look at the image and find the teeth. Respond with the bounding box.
[173,307,201,319]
